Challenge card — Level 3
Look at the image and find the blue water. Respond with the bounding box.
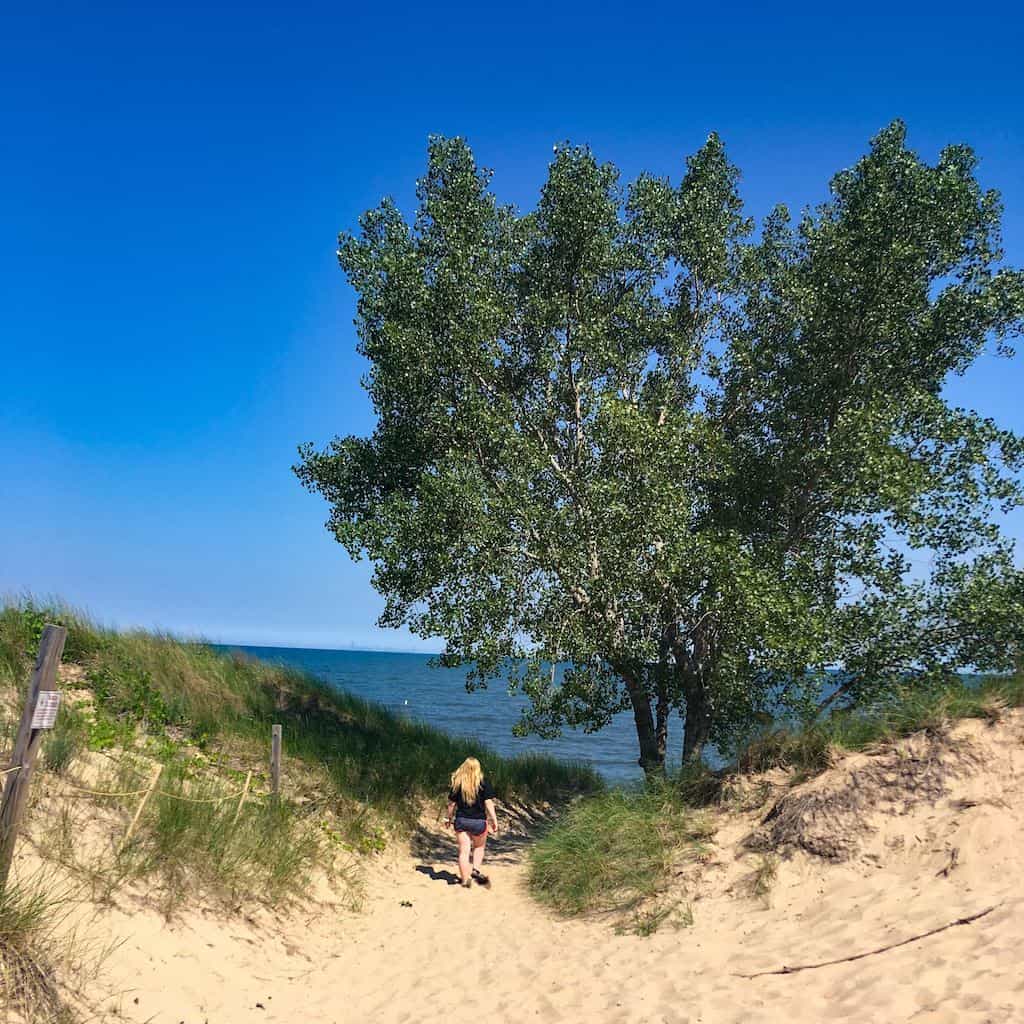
[221,645,686,784]
[222,646,1000,784]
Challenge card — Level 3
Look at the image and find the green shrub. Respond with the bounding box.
[528,785,712,919]
[0,599,102,671]
[87,659,184,731]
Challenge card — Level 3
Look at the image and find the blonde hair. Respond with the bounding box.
[450,757,483,805]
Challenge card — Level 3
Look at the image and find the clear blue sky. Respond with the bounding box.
[2,1,1022,650]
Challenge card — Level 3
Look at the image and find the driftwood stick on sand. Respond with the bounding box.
[734,904,1000,979]
[936,846,960,878]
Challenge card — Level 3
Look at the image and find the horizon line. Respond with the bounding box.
[210,639,444,656]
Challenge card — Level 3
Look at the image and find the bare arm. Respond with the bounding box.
[484,798,498,833]
[445,800,456,827]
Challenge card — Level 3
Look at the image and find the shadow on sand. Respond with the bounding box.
[414,865,460,885]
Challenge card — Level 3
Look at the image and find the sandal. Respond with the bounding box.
[472,869,491,888]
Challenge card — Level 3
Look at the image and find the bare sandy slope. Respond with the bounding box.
[31,711,1024,1024]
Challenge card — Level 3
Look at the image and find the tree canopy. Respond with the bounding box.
[296,122,1024,773]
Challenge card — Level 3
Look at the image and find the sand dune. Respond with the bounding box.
[33,710,1024,1023]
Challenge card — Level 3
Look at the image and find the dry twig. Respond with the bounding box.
[734,904,1000,979]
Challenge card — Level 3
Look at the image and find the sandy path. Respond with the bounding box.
[317,825,1022,1024]
[85,814,1022,1024]
[67,714,1024,1023]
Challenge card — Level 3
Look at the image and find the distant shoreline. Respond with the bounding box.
[211,641,443,657]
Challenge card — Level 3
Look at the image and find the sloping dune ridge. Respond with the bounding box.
[29,710,1024,1023]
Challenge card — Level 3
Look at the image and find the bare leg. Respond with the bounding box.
[470,831,491,886]
[471,832,487,872]
[456,830,472,885]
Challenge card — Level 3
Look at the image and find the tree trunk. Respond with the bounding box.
[619,665,664,775]
[681,677,712,763]
[652,625,675,772]
[677,616,715,763]
[655,693,669,765]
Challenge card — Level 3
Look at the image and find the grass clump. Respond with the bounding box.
[0,874,71,1022]
[737,671,1024,777]
[121,764,322,911]
[619,899,693,937]
[744,853,778,902]
[528,785,712,924]
[42,706,89,776]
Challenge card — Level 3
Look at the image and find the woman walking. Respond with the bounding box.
[445,757,498,888]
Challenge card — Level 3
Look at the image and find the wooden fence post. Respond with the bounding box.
[270,724,282,801]
[232,770,252,826]
[0,625,67,889]
[117,764,163,856]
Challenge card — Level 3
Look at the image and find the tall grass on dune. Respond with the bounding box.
[92,759,326,910]
[0,599,600,841]
[735,670,1024,775]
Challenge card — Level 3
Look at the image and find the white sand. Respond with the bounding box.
[20,712,1024,1023]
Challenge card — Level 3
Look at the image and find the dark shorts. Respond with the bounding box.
[454,816,487,836]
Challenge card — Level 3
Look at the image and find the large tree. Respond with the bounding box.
[296,123,1024,773]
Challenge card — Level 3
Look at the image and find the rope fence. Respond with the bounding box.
[59,781,151,799]
[57,773,250,804]
[8,745,257,803]
[5,734,253,802]
[50,759,261,853]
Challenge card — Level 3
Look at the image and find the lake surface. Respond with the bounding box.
[223,645,686,784]
[223,646,994,785]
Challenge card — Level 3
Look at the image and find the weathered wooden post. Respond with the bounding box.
[0,624,67,888]
[270,724,282,801]
[117,764,163,855]
[232,770,252,826]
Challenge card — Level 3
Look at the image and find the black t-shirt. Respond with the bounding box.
[448,778,495,820]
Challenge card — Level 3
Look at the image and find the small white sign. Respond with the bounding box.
[31,691,62,730]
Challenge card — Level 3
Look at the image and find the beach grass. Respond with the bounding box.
[99,759,327,911]
[0,598,601,908]
[0,872,73,1022]
[528,784,713,920]
[1,599,600,806]
[736,671,1024,775]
